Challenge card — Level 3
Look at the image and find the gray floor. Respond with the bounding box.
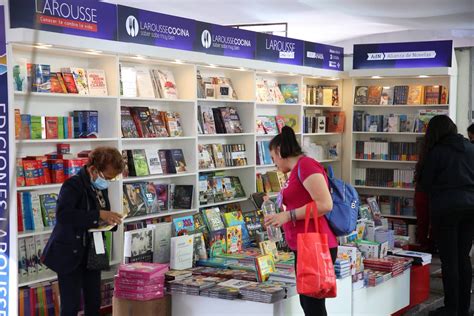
[404,255,474,315]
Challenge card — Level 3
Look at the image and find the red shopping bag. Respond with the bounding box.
[296,201,337,298]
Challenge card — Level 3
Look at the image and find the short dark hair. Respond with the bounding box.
[269,126,302,158]
[88,146,124,174]
[468,123,474,134]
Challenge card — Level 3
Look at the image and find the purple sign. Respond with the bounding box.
[117,5,195,51]
[9,0,117,41]
[304,41,344,71]
[353,40,453,69]
[0,5,9,315]
[256,33,304,66]
[193,22,256,59]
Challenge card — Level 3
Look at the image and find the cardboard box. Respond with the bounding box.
[112,295,171,316]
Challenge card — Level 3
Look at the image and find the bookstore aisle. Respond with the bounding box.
[2,1,460,315]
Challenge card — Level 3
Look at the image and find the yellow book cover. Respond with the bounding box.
[226,225,242,254]
[322,87,333,106]
[281,114,300,132]
[259,240,280,262]
[255,254,276,282]
[407,85,424,105]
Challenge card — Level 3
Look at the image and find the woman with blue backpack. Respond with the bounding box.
[264,126,338,316]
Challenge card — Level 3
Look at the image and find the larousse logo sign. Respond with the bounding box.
[201,29,212,49]
[125,15,139,37]
[35,0,99,31]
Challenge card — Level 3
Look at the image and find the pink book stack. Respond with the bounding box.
[114,262,169,301]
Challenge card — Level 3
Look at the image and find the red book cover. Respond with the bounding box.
[17,193,24,232]
[15,109,21,140]
[29,287,36,316]
[16,158,25,187]
[56,143,70,154]
[275,115,285,133]
[45,116,58,139]
[61,72,78,94]
[130,107,156,138]
[48,159,65,184]
[22,160,42,186]
[327,111,346,133]
[26,156,50,184]
[50,73,65,93]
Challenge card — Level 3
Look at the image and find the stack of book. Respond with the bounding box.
[334,259,351,279]
[121,106,183,138]
[305,85,339,106]
[256,171,287,194]
[256,115,298,135]
[392,250,432,266]
[197,105,243,135]
[354,85,448,105]
[239,282,286,303]
[354,168,415,188]
[197,71,238,100]
[121,66,178,99]
[198,143,247,170]
[268,269,296,284]
[16,110,98,140]
[123,183,194,217]
[355,139,422,161]
[364,269,392,287]
[122,148,187,178]
[13,64,108,96]
[18,281,59,315]
[114,263,168,301]
[198,172,245,205]
[168,276,218,296]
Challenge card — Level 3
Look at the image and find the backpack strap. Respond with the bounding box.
[327,165,335,179]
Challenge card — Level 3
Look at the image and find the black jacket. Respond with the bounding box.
[42,167,111,274]
[420,134,474,215]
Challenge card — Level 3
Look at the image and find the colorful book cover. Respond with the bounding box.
[259,240,280,262]
[154,184,169,211]
[209,229,226,257]
[423,85,441,104]
[123,184,147,217]
[139,182,159,214]
[50,72,65,93]
[61,72,78,94]
[254,254,276,282]
[155,68,178,99]
[173,215,195,235]
[120,106,139,138]
[16,158,26,187]
[380,86,394,105]
[223,210,251,247]
[326,111,345,133]
[367,86,382,105]
[227,107,243,134]
[132,149,150,177]
[439,86,449,104]
[407,85,424,105]
[226,225,242,254]
[243,210,263,240]
[34,64,51,93]
[20,114,31,139]
[393,86,409,105]
[203,207,225,232]
[149,109,169,137]
[261,116,278,135]
[170,149,187,173]
[279,84,299,104]
[130,107,156,138]
[165,111,184,137]
[71,68,89,95]
[39,193,57,227]
[86,69,108,96]
[354,86,368,105]
[281,114,299,132]
[30,116,45,140]
[45,116,58,139]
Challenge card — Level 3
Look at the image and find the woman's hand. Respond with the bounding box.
[99,211,122,226]
[264,212,290,228]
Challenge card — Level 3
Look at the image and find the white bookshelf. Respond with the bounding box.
[347,64,458,224]
[7,37,346,301]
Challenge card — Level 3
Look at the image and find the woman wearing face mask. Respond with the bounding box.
[42,147,124,316]
[264,126,336,316]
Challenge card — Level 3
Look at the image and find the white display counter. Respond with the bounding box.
[172,277,352,316]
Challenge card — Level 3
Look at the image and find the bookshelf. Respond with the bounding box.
[347,66,458,231]
[7,35,345,305]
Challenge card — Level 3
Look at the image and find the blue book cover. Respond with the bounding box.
[172,215,195,235]
[262,141,273,165]
[21,192,34,231]
[34,64,51,93]
[39,193,58,227]
[86,111,99,138]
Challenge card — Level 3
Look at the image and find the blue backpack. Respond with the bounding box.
[298,164,359,236]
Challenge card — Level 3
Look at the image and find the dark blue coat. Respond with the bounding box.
[42,167,111,274]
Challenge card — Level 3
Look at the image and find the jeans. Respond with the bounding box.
[433,210,474,315]
[294,247,338,316]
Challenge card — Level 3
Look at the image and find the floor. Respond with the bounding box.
[404,254,474,315]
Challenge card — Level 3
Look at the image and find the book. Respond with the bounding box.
[380,87,394,105]
[279,84,298,104]
[30,116,45,140]
[70,68,89,95]
[18,239,28,279]
[367,86,382,105]
[170,235,194,270]
[13,63,27,92]
[200,105,216,134]
[147,222,172,263]
[130,107,156,138]
[154,184,169,211]
[203,207,225,231]
[281,114,299,132]
[173,215,195,235]
[144,149,163,175]
[407,85,424,105]
[135,66,156,98]
[259,240,280,262]
[222,210,251,247]
[61,72,78,94]
[226,226,242,254]
[423,85,441,104]
[39,193,57,227]
[50,72,66,93]
[226,107,243,133]
[73,111,98,138]
[140,182,160,214]
[211,144,226,168]
[149,109,170,137]
[30,192,44,230]
[45,116,58,139]
[120,106,139,138]
[154,68,178,99]
[120,66,137,97]
[326,112,345,133]
[254,254,276,282]
[131,149,150,177]
[86,69,108,96]
[170,149,187,173]
[25,237,37,275]
[123,184,147,217]
[198,144,216,170]
[33,64,51,93]
[172,185,194,209]
[393,86,409,105]
[124,227,154,263]
[440,86,449,104]
[165,112,184,137]
[209,229,226,257]
[19,114,31,140]
[193,233,208,261]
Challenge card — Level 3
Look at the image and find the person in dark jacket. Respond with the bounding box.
[468,123,474,143]
[42,147,124,316]
[418,116,474,316]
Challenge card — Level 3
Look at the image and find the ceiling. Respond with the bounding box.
[106,0,474,52]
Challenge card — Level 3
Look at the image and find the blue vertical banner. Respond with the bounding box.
[0,4,9,315]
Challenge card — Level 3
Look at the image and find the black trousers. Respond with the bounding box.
[433,211,474,315]
[294,247,338,316]
[57,261,101,316]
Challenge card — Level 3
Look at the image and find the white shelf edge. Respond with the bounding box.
[352,159,417,164]
[256,102,302,106]
[121,136,194,142]
[122,172,197,183]
[14,92,117,99]
[120,97,195,103]
[354,185,415,192]
[352,132,424,136]
[124,209,197,223]
[303,105,342,109]
[18,228,54,238]
[199,197,248,208]
[16,138,118,144]
[197,98,254,103]
[353,104,449,108]
[198,133,254,137]
[303,132,343,136]
[17,184,63,192]
[318,159,341,163]
[256,164,276,169]
[382,214,417,220]
[19,274,58,287]
[199,165,255,173]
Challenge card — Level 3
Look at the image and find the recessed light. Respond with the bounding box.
[34,43,52,49]
[86,49,102,55]
[383,86,391,89]
[371,76,382,79]
[330,77,339,81]
[133,55,146,60]
[266,70,273,74]
[418,75,430,78]
[174,59,183,64]
[238,67,246,71]
[208,64,217,68]
[312,76,320,79]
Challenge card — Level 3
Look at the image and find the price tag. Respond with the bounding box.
[93,232,105,254]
